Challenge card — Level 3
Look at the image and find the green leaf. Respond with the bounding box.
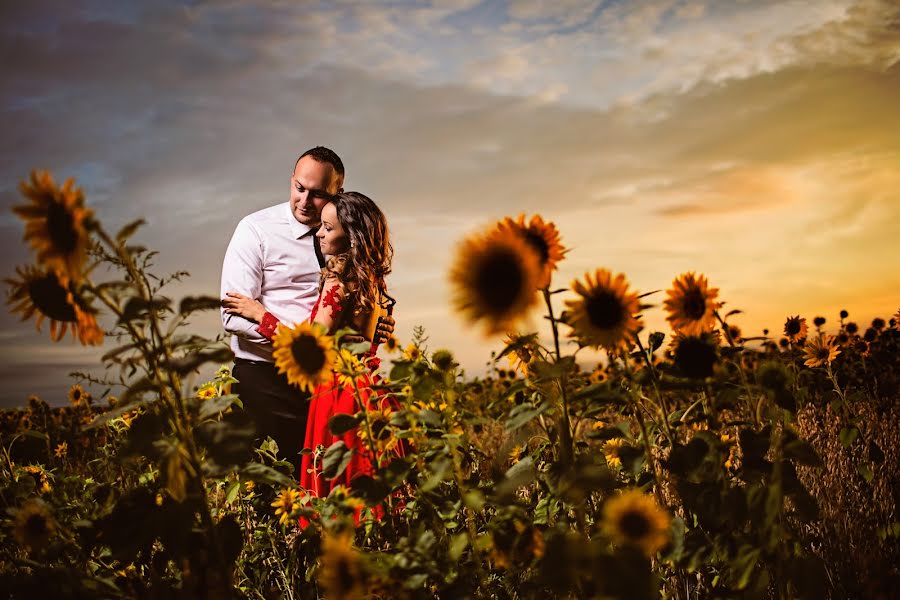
[320,441,354,480]
[179,295,223,314]
[239,463,294,487]
[857,462,874,483]
[197,394,239,421]
[505,403,548,430]
[225,480,241,505]
[839,426,859,448]
[328,413,361,436]
[784,438,823,467]
[449,533,469,561]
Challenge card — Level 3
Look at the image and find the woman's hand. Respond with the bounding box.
[222,292,267,324]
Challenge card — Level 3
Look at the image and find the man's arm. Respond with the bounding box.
[221,219,271,344]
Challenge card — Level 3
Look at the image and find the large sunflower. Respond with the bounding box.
[13,498,57,552]
[496,214,566,288]
[13,171,93,282]
[450,227,542,335]
[663,272,720,335]
[803,335,841,368]
[272,322,337,392]
[6,265,103,345]
[319,530,367,600]
[564,269,641,352]
[271,488,301,526]
[602,489,671,557]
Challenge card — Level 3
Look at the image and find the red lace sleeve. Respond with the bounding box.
[256,311,280,340]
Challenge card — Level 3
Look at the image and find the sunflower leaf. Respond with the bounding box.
[179,295,222,315]
[116,219,146,243]
[321,441,354,480]
[329,413,362,436]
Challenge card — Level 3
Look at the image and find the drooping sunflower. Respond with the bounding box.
[13,498,57,552]
[803,335,841,368]
[663,272,720,336]
[431,348,456,371]
[336,348,366,387]
[602,489,672,557]
[671,332,720,379]
[271,488,301,526]
[13,171,93,282]
[319,530,367,600]
[496,214,566,288]
[272,322,337,393]
[783,315,808,343]
[450,227,542,335]
[564,269,641,352]
[7,265,103,345]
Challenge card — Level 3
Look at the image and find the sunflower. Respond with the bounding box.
[502,333,535,374]
[564,269,641,352]
[319,530,367,600]
[450,227,542,335]
[402,343,421,362]
[783,315,808,343]
[196,383,218,400]
[54,442,68,458]
[496,214,566,288]
[893,308,899,330]
[663,272,720,336]
[589,365,609,384]
[13,171,93,282]
[431,348,456,371]
[336,348,366,387]
[602,489,671,557]
[68,384,89,408]
[272,322,337,392]
[271,488,301,526]
[6,265,103,345]
[803,335,841,368]
[13,498,57,552]
[671,332,720,379]
[603,438,627,469]
[382,335,399,354]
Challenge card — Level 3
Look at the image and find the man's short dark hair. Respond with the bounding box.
[294,146,345,178]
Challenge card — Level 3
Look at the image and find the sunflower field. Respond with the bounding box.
[1,171,898,599]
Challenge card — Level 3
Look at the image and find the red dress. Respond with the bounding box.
[256,285,401,500]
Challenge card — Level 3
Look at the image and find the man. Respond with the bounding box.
[220,146,391,468]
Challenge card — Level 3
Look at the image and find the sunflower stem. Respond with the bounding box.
[542,288,574,467]
[633,334,675,444]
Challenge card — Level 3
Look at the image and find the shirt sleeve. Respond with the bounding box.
[221,218,271,344]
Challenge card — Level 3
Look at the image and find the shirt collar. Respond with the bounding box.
[285,202,316,239]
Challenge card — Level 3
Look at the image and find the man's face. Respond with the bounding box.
[289,156,342,226]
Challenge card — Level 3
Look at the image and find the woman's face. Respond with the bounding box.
[315,202,350,255]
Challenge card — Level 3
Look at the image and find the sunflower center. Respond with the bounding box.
[682,288,707,320]
[26,513,50,537]
[476,249,525,314]
[674,336,719,379]
[47,201,79,254]
[523,230,550,264]
[786,320,801,336]
[29,274,77,322]
[290,334,326,374]
[620,510,651,540]
[816,347,830,359]
[585,290,625,330]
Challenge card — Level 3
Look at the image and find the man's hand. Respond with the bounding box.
[373,314,395,346]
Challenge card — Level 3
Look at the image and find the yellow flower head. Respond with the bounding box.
[663,272,720,336]
[783,315,808,343]
[13,170,93,282]
[602,489,672,557]
[803,334,841,368]
[496,214,566,288]
[402,343,421,362]
[271,488,301,526]
[319,530,367,600]
[6,265,103,345]
[13,498,57,552]
[564,269,641,352]
[449,226,542,335]
[196,383,218,400]
[383,335,400,354]
[336,348,366,387]
[603,438,627,469]
[272,322,337,392]
[54,442,68,458]
[68,384,89,408]
[589,366,609,384]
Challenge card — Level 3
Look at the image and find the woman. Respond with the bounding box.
[222,191,397,497]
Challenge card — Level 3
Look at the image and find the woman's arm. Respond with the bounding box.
[312,279,351,335]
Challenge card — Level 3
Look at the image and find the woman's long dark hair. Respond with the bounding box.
[321,191,392,318]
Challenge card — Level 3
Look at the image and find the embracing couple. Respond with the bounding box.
[220,146,396,499]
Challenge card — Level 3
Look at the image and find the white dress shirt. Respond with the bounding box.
[221,202,322,362]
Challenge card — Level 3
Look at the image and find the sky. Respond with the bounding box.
[1,0,898,407]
